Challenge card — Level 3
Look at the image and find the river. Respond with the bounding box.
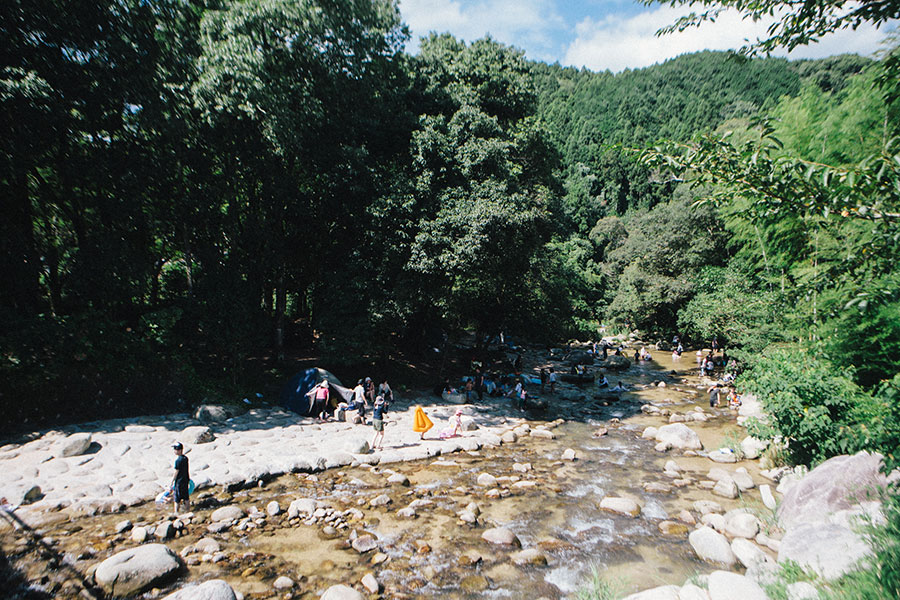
[2,347,762,599]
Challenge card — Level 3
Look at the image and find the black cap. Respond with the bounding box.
[172,442,183,450]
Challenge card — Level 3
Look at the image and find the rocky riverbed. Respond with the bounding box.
[1,346,892,600]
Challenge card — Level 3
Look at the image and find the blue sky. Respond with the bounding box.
[399,0,892,72]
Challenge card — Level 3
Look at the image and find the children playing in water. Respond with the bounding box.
[708,383,721,408]
[727,387,742,409]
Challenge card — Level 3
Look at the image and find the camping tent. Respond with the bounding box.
[280,368,354,417]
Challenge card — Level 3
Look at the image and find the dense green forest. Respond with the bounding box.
[1,0,898,461]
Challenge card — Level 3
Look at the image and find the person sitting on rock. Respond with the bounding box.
[597,374,609,388]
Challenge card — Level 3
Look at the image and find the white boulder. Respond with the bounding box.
[688,526,737,566]
[655,424,703,450]
[94,544,182,597]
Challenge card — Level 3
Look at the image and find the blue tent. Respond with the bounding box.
[280,368,353,416]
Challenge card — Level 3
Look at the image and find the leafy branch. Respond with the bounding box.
[638,126,900,223]
[646,0,900,57]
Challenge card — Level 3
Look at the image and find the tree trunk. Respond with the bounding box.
[181,222,194,296]
[275,268,286,361]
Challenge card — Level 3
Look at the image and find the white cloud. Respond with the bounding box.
[564,6,892,72]
[400,0,566,59]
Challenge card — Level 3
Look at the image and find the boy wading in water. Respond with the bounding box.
[171,442,190,515]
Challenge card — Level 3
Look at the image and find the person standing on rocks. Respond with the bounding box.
[364,377,376,406]
[307,380,330,422]
[371,396,387,450]
[549,368,558,393]
[378,379,393,409]
[474,367,484,401]
[351,379,367,422]
[170,442,190,516]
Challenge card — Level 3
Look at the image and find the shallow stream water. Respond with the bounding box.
[3,348,763,599]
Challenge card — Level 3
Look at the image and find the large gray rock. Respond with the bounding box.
[351,535,378,553]
[181,426,215,445]
[688,526,737,566]
[567,349,594,366]
[55,433,93,457]
[288,498,317,518]
[655,424,703,451]
[707,449,738,463]
[732,470,755,491]
[712,478,739,499]
[194,405,231,424]
[162,580,237,600]
[273,576,294,590]
[210,505,244,522]
[598,355,631,371]
[510,548,548,566]
[760,484,777,510]
[345,439,370,454]
[741,436,768,460]
[481,527,521,547]
[361,573,380,594]
[21,485,43,504]
[320,584,365,600]
[725,512,760,538]
[778,451,891,529]
[708,571,768,600]
[477,473,498,487]
[599,496,641,517]
[94,544,182,597]
[778,522,871,580]
[731,538,774,570]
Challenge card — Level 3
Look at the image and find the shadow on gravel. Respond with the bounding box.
[0,508,103,600]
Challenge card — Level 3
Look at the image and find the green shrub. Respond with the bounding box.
[740,346,883,466]
[763,560,820,600]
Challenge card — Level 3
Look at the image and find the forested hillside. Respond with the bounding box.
[1,0,897,444]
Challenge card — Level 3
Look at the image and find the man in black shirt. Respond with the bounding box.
[171,442,190,515]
